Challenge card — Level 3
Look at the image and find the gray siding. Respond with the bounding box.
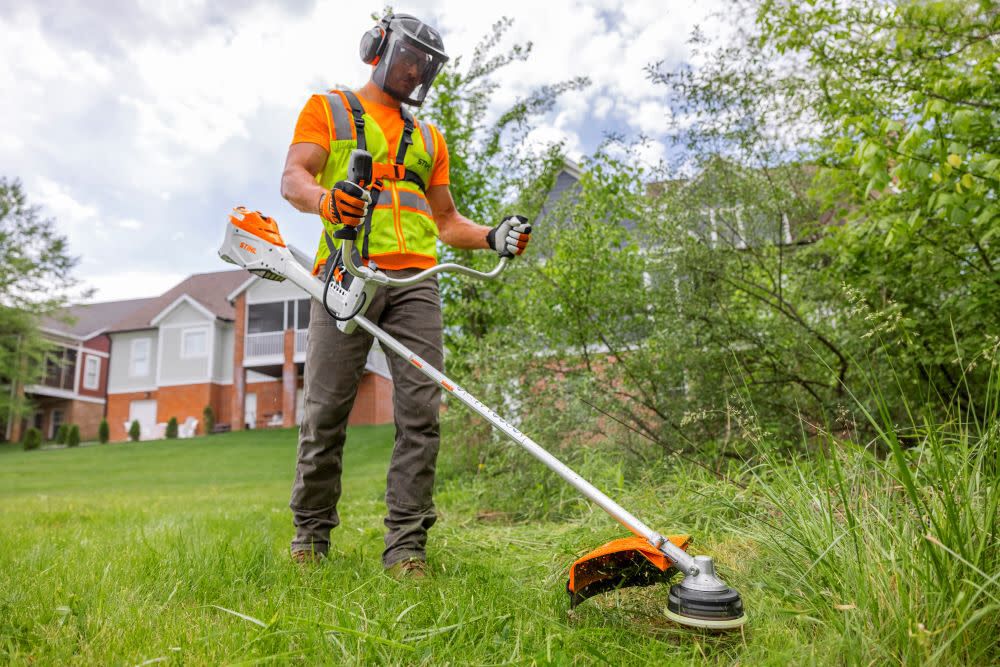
[213,322,233,382]
[158,325,210,383]
[108,330,159,392]
[159,300,210,326]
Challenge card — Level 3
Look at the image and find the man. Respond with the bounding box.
[280,12,531,576]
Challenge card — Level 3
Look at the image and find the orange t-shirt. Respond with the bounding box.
[291,92,450,187]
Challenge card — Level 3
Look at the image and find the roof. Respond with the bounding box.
[108,269,248,332]
[41,297,157,340]
[43,268,252,338]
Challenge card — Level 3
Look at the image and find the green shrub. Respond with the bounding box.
[22,427,41,451]
[128,420,141,442]
[165,416,178,439]
[67,425,80,447]
[55,423,68,445]
[98,419,109,444]
[203,405,215,435]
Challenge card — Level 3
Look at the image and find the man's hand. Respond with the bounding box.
[487,215,532,258]
[319,180,371,227]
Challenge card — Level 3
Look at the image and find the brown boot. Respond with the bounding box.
[386,558,428,580]
[291,549,325,566]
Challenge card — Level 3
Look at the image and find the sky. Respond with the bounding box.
[0,0,727,303]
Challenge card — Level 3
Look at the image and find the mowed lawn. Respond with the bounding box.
[0,427,798,666]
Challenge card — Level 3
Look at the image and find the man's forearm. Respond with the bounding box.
[438,212,491,250]
[281,166,325,215]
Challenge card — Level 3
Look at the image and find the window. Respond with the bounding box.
[83,356,100,390]
[181,328,208,358]
[248,302,284,333]
[130,338,150,377]
[41,347,77,390]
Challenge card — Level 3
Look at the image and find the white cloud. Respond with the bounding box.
[1,1,727,301]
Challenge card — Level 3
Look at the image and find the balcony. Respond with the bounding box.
[244,329,308,366]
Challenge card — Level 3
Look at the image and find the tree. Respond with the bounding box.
[202,405,215,435]
[67,424,80,447]
[98,419,109,444]
[420,18,587,365]
[165,417,178,439]
[55,423,68,445]
[631,0,999,435]
[22,427,40,451]
[128,420,140,442]
[0,178,85,429]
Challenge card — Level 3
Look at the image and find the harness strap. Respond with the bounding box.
[341,91,367,152]
[328,91,428,260]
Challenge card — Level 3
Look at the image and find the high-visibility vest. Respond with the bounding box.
[311,90,440,274]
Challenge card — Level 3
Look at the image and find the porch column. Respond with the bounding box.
[282,329,296,427]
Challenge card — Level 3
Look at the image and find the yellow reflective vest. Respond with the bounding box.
[312,90,440,274]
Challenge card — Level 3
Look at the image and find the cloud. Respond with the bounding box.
[1,0,726,302]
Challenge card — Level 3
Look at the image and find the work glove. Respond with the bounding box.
[319,180,371,227]
[487,215,532,258]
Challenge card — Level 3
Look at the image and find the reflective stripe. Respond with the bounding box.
[396,189,432,216]
[419,122,435,163]
[325,93,353,141]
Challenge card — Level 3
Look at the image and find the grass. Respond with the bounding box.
[0,417,996,665]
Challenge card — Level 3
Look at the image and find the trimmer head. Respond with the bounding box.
[568,538,746,630]
[665,555,746,630]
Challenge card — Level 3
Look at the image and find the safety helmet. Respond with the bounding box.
[359,13,448,107]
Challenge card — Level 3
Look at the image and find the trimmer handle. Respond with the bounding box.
[348,149,374,189]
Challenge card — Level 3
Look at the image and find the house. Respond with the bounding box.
[103,270,248,441]
[11,267,393,444]
[224,270,394,435]
[6,300,139,442]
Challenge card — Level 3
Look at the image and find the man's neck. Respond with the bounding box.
[357,81,401,109]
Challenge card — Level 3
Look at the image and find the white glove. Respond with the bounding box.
[487,215,532,258]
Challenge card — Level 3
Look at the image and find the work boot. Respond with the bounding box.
[291,549,325,566]
[386,558,428,580]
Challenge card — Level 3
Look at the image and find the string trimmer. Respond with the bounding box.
[218,150,746,630]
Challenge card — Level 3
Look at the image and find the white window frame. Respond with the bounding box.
[130,338,151,377]
[181,327,209,359]
[83,356,101,390]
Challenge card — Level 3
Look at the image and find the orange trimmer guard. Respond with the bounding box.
[567,535,691,607]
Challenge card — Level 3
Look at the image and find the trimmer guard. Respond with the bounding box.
[567,535,691,607]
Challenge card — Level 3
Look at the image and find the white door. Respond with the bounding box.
[128,400,157,438]
[245,393,257,430]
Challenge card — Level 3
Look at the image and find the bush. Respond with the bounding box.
[165,416,178,439]
[55,423,68,445]
[67,425,80,447]
[128,420,141,442]
[203,405,215,435]
[22,427,41,451]
[98,419,109,444]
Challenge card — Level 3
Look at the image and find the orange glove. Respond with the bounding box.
[319,180,370,227]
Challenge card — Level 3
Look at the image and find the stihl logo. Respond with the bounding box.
[240,241,257,254]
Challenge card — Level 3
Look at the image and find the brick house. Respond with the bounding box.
[225,271,394,433]
[104,270,249,441]
[19,268,394,444]
[5,300,138,442]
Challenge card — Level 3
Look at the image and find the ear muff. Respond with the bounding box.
[359,23,389,65]
[359,26,383,64]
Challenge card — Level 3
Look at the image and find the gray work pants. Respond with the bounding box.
[289,268,443,567]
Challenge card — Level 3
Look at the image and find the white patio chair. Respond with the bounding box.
[179,417,199,438]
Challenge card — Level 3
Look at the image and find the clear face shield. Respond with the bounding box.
[372,30,447,107]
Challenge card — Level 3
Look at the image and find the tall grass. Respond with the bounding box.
[738,362,1000,664]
